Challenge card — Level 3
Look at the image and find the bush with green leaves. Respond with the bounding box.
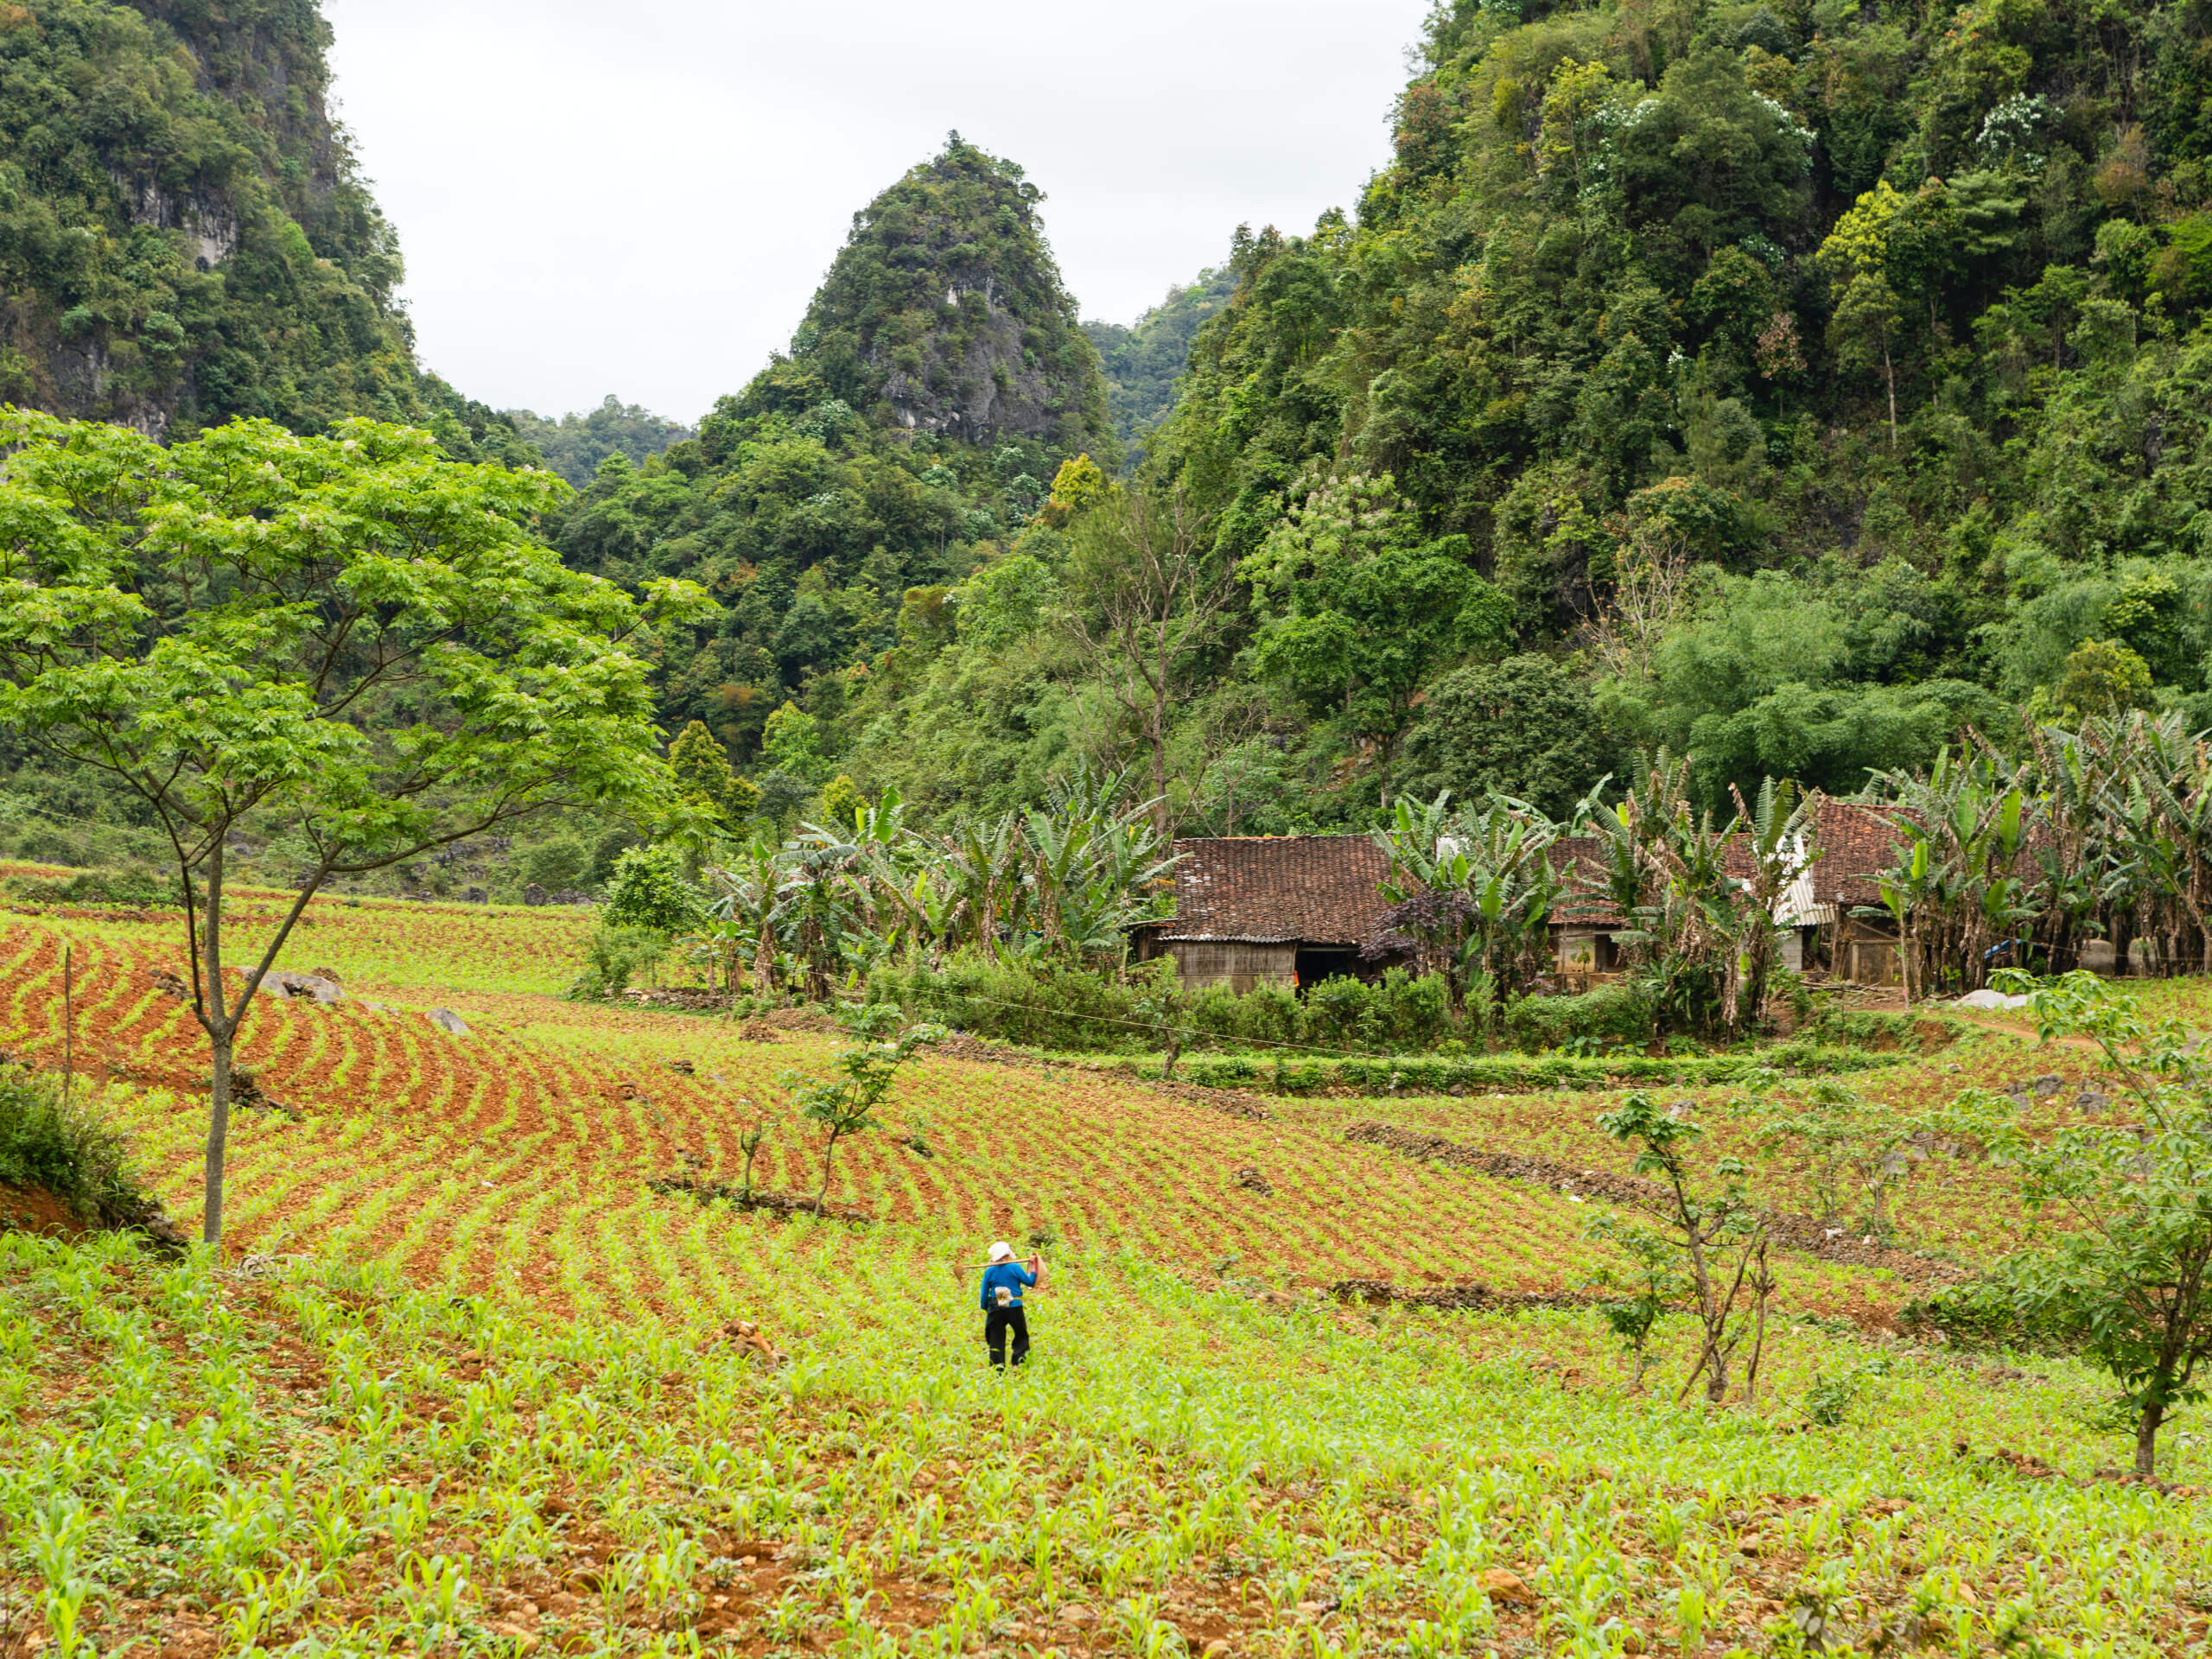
[601,845,706,937]
[0,866,178,909]
[0,1071,154,1229]
[1181,982,1303,1051]
[869,952,1176,1052]
[1503,984,1656,1055]
[569,925,670,1001]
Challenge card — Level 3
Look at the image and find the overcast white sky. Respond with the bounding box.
[321,0,1429,426]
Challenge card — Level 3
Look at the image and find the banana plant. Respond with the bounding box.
[701,836,789,997]
[1371,791,1565,1012]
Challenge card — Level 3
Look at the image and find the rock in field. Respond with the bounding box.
[264,970,344,1005]
[427,1007,470,1036]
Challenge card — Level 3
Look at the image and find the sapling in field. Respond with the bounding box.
[1597,1092,1766,1405]
[735,1096,782,1200]
[1585,1213,1687,1390]
[781,1003,946,1213]
[1940,969,2212,1478]
[1752,1077,1923,1239]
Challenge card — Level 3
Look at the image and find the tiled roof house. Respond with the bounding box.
[1141,806,1918,994]
[1141,836,1394,993]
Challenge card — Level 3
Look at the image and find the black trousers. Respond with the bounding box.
[985,1306,1030,1368]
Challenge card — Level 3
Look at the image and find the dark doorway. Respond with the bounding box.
[1295,947,1357,989]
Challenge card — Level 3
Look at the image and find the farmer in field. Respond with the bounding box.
[979,1240,1044,1370]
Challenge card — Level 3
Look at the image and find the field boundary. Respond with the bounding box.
[1342,1121,1967,1287]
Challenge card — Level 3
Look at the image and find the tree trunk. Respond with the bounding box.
[1149,686,1172,837]
[1704,1331,1731,1404]
[196,836,234,1246]
[753,909,776,999]
[2111,908,2134,978]
[2135,1398,2165,1478]
[815,1131,842,1215]
[183,835,333,1249]
[1883,342,1897,452]
[203,1036,234,1246]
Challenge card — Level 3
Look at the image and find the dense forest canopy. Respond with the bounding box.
[1138,0,2212,816]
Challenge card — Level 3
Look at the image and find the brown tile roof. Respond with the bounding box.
[1158,804,1916,948]
[1160,836,1394,944]
[1558,804,1911,922]
[1546,836,1625,927]
[1812,802,1913,909]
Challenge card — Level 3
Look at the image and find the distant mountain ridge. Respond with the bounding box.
[505,397,693,486]
[1084,265,1234,461]
[550,136,1116,785]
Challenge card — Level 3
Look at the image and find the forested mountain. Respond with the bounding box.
[0,0,524,458]
[506,396,693,486]
[1084,266,1234,459]
[1138,0,2212,817]
[549,137,1119,821]
[617,0,2212,836]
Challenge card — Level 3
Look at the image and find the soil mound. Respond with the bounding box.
[0,1184,89,1238]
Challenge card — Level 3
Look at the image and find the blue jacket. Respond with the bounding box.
[980,1262,1036,1312]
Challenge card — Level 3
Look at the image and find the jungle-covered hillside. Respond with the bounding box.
[10,0,2212,846]
[557,0,2212,834]
[0,0,525,456]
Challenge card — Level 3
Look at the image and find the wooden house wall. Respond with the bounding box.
[1167,941,1297,995]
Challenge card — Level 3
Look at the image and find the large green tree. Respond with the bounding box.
[0,412,713,1243]
[1241,473,1509,803]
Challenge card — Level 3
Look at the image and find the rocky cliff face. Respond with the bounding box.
[0,0,436,437]
[787,136,1111,454]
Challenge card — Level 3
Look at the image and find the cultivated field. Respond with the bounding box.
[3,887,2209,1656]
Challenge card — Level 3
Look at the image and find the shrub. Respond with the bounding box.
[0,1069,155,1227]
[519,833,590,894]
[602,844,705,935]
[869,951,1176,1052]
[1184,982,1303,1050]
[1303,976,1377,1048]
[1368,968,1454,1051]
[569,924,668,1000]
[1503,984,1657,1053]
[2,865,178,907]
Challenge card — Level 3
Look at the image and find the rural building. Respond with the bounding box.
[1546,836,1624,975]
[1535,803,1909,981]
[1135,836,1394,994]
[1141,803,1915,995]
[1807,802,1912,983]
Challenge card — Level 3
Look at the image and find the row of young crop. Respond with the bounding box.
[9,955,1601,1308]
[4,912,2082,1317]
[9,1216,2207,1656]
